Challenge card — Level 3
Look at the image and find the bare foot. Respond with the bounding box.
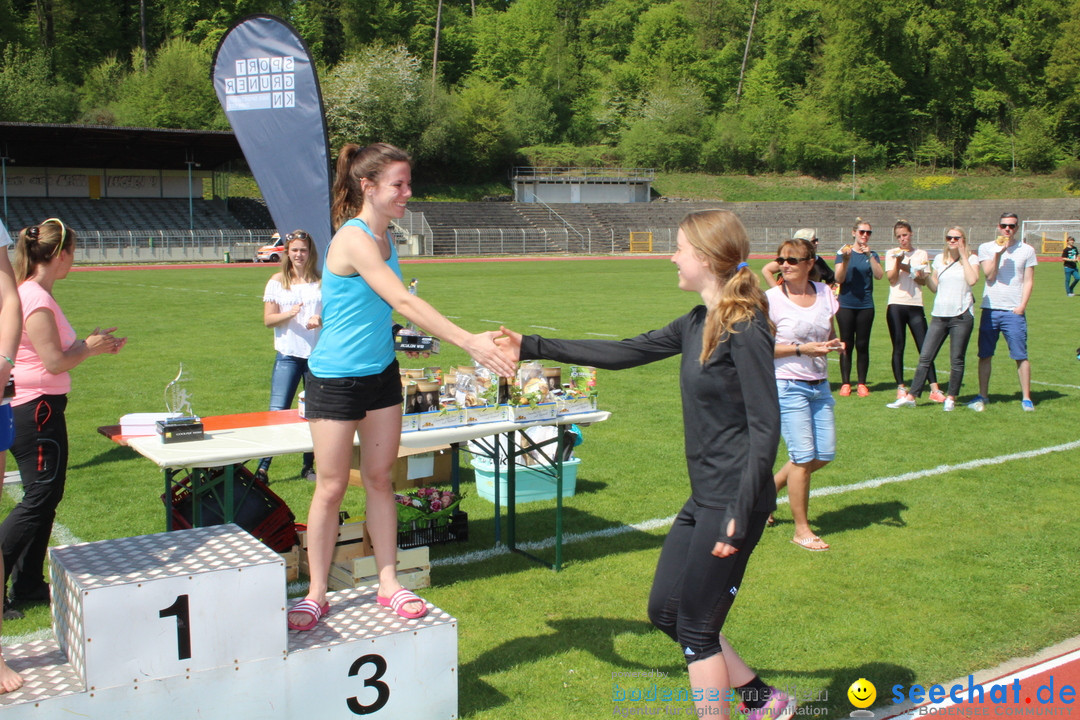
[378,582,424,616]
[791,534,830,551]
[287,596,328,630]
[0,657,23,694]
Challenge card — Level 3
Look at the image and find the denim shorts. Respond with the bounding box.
[977,309,1028,361]
[777,378,836,464]
[304,360,402,421]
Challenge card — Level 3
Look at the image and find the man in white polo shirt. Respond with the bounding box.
[968,212,1037,412]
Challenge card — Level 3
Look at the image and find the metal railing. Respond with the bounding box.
[65,223,1035,264]
[518,190,587,244]
[73,228,276,264]
[511,166,657,182]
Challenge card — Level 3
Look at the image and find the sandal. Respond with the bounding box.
[287,598,330,631]
[377,588,428,619]
[791,535,829,552]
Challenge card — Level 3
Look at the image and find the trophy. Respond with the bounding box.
[165,363,196,418]
[157,363,204,443]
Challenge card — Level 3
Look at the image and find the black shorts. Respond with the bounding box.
[304,360,402,421]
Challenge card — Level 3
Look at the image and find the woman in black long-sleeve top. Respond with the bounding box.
[498,210,795,720]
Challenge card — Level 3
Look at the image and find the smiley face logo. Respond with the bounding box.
[848,678,876,709]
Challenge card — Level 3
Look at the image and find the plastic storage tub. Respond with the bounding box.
[472,456,580,505]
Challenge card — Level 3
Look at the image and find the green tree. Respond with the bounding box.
[506,83,558,146]
[0,45,78,122]
[445,79,517,179]
[964,120,1012,170]
[322,44,425,151]
[78,54,128,124]
[616,84,706,170]
[700,111,758,173]
[108,39,225,129]
[783,98,865,177]
[1013,109,1061,171]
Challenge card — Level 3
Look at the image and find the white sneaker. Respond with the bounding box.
[943,397,955,412]
[968,395,987,412]
[886,396,916,409]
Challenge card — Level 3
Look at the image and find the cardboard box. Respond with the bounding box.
[349,444,453,491]
[510,402,558,423]
[394,334,441,354]
[416,407,466,431]
[465,404,511,425]
[557,396,597,416]
[156,419,205,443]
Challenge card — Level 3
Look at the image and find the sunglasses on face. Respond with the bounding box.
[776,256,810,265]
[946,235,963,240]
[856,229,872,235]
[999,223,1017,230]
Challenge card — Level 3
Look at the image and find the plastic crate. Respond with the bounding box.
[163,464,298,552]
[472,456,580,506]
[397,511,468,549]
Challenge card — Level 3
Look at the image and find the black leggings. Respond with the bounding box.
[886,304,936,387]
[647,498,768,665]
[836,306,874,385]
[0,394,68,599]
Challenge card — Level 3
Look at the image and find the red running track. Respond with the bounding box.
[883,646,1080,718]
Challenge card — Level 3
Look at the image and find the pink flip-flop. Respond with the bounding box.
[287,598,330,631]
[377,588,428,619]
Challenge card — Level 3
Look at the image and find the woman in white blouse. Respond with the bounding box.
[888,227,979,412]
[256,230,322,482]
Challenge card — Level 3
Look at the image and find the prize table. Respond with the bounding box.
[103,409,610,570]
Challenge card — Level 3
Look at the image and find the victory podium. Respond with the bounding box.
[0,525,457,718]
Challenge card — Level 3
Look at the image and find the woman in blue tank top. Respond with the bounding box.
[288,143,515,631]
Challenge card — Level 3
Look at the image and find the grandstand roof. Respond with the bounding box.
[0,122,243,171]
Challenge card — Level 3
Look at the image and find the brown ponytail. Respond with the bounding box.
[330,142,412,230]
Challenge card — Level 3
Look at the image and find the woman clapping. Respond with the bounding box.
[766,236,844,551]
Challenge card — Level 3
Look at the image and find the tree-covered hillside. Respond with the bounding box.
[2,0,1077,180]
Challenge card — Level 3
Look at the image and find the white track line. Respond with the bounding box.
[432,440,1080,568]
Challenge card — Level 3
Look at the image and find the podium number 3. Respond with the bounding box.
[347,654,390,715]
[159,595,192,660]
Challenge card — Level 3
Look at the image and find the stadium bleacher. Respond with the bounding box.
[6,197,245,233]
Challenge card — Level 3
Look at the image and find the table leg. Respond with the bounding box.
[505,429,516,552]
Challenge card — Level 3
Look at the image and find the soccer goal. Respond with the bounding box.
[628,231,653,253]
[1020,220,1080,254]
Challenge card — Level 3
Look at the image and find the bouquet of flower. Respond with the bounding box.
[394,486,464,524]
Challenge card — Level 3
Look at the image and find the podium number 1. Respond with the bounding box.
[159,595,192,660]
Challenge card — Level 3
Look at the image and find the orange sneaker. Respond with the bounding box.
[928,389,946,403]
[857,383,870,397]
[838,383,852,397]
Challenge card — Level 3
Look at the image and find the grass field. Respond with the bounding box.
[2,255,1077,718]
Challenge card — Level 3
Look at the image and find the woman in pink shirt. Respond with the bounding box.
[0,219,125,608]
[766,236,845,551]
